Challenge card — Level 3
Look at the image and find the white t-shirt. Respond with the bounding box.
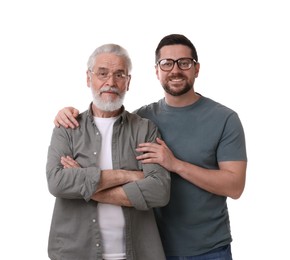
[94,116,126,260]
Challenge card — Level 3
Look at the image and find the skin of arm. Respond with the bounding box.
[91,187,132,207]
[61,156,143,206]
[136,137,247,199]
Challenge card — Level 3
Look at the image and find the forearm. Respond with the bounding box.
[97,169,143,192]
[91,186,132,207]
[173,158,247,199]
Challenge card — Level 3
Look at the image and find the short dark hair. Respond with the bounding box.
[155,34,198,63]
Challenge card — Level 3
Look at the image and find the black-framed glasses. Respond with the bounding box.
[89,70,129,82]
[156,58,197,71]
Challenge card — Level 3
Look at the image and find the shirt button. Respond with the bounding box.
[92,219,96,222]
[96,243,100,247]
[93,152,97,155]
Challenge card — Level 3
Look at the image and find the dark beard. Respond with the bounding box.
[162,82,192,96]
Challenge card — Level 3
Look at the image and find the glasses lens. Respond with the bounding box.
[177,58,193,70]
[158,58,195,71]
[159,59,174,71]
[93,70,127,82]
[113,72,126,81]
[97,71,109,80]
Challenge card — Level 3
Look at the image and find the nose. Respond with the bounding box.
[104,74,116,85]
[171,61,181,72]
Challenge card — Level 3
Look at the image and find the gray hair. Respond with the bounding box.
[87,43,132,73]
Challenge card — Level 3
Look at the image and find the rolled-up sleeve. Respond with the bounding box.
[123,166,171,210]
[121,116,171,210]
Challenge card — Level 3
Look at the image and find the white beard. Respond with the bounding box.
[91,85,126,112]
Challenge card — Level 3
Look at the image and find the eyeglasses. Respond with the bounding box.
[156,58,197,71]
[89,70,129,82]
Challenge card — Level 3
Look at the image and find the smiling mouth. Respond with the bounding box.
[169,74,186,81]
[170,78,184,82]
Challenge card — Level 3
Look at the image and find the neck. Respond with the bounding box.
[92,105,122,118]
[164,90,200,107]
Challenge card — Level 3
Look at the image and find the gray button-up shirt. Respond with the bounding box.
[46,104,171,260]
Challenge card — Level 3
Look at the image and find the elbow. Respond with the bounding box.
[160,187,171,206]
[155,195,170,207]
[152,172,171,207]
[228,173,246,199]
[140,185,171,210]
[47,181,62,198]
[154,183,171,207]
[159,197,170,207]
[229,186,245,200]
[158,177,171,206]
[230,193,241,200]
[145,192,170,209]
[46,169,64,198]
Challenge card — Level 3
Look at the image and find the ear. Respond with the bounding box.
[194,63,200,78]
[126,75,131,91]
[86,70,91,87]
[155,65,160,80]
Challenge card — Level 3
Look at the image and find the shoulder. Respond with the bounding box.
[133,99,163,118]
[124,110,156,127]
[202,96,235,113]
[124,111,160,138]
[200,96,239,121]
[122,110,160,141]
[54,109,91,135]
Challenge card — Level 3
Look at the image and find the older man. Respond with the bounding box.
[46,43,170,260]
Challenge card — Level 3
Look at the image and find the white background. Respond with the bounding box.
[1,0,289,259]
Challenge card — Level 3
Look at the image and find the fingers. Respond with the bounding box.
[64,115,78,129]
[136,153,159,165]
[61,156,80,168]
[69,108,80,127]
[72,108,80,117]
[156,137,167,147]
[54,110,70,128]
[54,118,61,128]
[54,115,68,128]
[135,144,160,163]
[54,107,79,129]
[136,142,158,150]
[136,152,156,160]
[137,138,166,149]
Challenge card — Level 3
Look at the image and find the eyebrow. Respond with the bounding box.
[97,68,126,73]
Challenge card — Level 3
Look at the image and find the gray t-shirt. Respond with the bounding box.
[134,95,247,256]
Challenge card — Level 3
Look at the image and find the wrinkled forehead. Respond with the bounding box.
[159,45,192,60]
[94,53,127,71]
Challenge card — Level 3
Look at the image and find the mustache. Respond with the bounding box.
[99,86,120,95]
[168,73,186,79]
